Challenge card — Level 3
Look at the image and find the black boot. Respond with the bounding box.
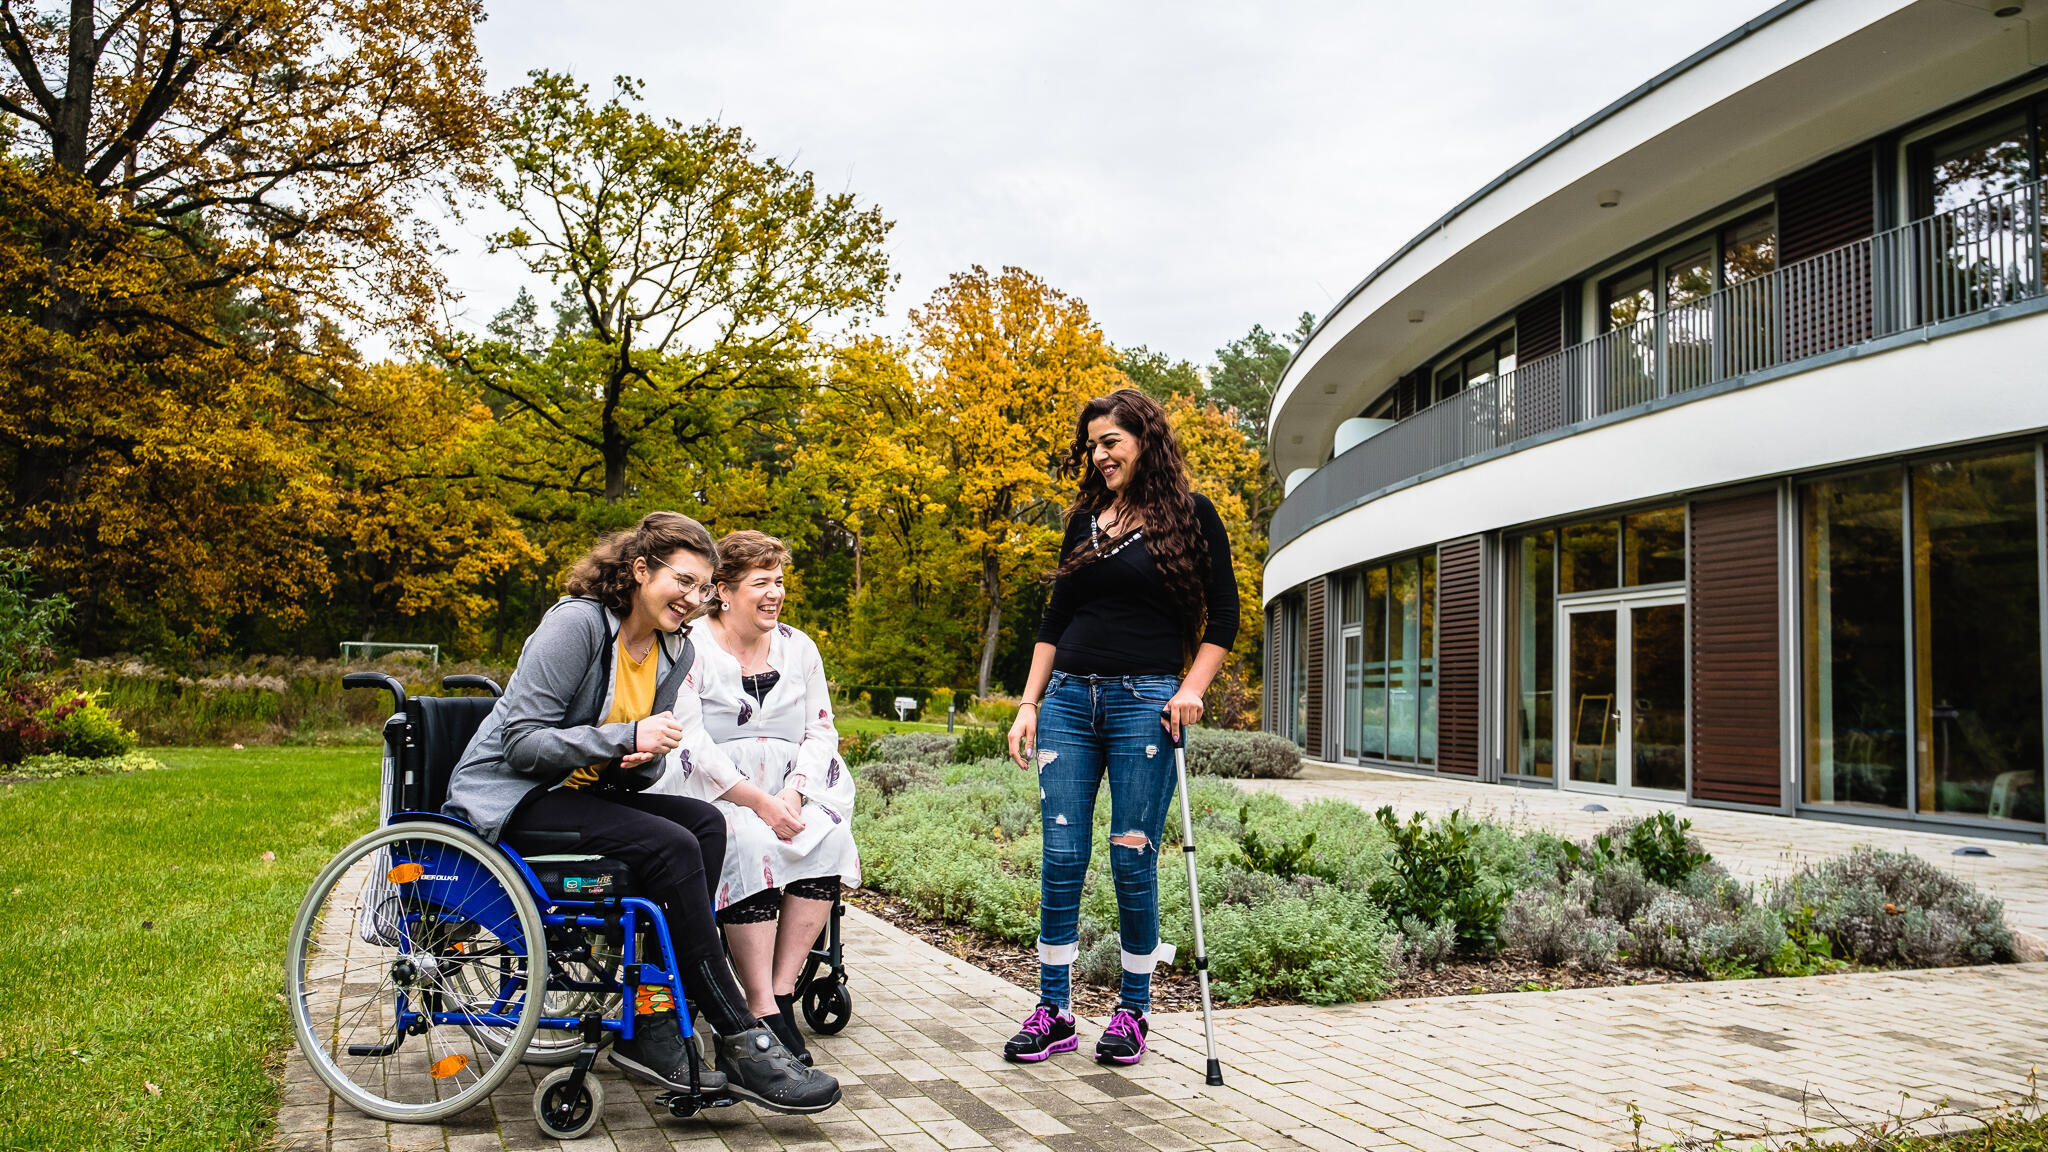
[607,1009,727,1095]
[770,992,813,1066]
[715,1025,841,1114]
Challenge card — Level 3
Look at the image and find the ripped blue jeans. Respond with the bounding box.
[1033,670,1181,1014]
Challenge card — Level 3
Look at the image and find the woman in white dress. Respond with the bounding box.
[650,530,859,1064]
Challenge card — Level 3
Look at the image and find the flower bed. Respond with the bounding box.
[852,748,2015,1007]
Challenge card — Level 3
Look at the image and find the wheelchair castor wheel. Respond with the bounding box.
[534,1066,604,1140]
[801,979,853,1035]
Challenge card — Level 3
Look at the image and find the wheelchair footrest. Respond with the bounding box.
[656,1089,737,1119]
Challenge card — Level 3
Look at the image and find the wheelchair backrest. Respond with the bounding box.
[370,693,497,817]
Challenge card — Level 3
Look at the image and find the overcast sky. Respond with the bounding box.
[444,0,1773,368]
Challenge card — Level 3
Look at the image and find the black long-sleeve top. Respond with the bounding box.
[1036,493,1240,676]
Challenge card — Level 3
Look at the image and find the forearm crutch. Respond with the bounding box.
[1165,712,1224,1086]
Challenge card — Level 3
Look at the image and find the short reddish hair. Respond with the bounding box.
[709,530,792,614]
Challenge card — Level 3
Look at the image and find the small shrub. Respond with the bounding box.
[967,694,1020,725]
[1391,915,1458,971]
[1626,891,1719,973]
[1615,812,1712,886]
[840,731,880,766]
[39,690,137,758]
[1502,880,1622,969]
[0,549,71,680]
[1185,728,1302,779]
[873,731,958,768]
[1697,903,1788,977]
[857,759,935,802]
[1587,858,1658,923]
[5,749,165,780]
[951,727,1007,763]
[1239,804,1327,880]
[1075,936,1122,987]
[1369,807,1509,954]
[1203,886,1394,1005]
[1772,846,2012,967]
[0,678,59,764]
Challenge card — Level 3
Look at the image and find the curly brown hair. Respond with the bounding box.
[1051,389,1209,663]
[708,530,792,616]
[564,512,719,623]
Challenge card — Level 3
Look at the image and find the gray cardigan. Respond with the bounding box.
[443,596,694,842]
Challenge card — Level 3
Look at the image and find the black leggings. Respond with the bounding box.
[504,788,755,1034]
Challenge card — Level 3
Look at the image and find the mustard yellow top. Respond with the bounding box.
[562,633,659,790]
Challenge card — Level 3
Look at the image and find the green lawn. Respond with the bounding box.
[835,714,958,737]
[0,746,379,1152]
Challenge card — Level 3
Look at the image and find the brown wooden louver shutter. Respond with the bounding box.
[1393,369,1429,419]
[1514,289,1566,363]
[1304,577,1327,758]
[1689,492,1783,807]
[1435,539,1483,775]
[1264,603,1282,732]
[1778,149,1876,358]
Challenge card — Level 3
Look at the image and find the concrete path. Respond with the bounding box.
[275,768,2048,1152]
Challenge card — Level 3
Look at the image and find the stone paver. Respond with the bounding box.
[278,769,2048,1151]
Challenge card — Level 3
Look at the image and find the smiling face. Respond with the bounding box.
[719,563,785,635]
[633,548,714,633]
[1086,414,1143,494]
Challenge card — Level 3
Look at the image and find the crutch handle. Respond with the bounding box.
[1160,707,1186,748]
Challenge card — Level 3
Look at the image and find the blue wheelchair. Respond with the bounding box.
[287,673,851,1139]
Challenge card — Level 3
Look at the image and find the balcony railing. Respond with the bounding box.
[1274,181,2048,549]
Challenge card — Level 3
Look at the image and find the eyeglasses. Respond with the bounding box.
[649,555,711,599]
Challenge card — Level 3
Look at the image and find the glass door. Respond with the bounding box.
[1559,592,1687,797]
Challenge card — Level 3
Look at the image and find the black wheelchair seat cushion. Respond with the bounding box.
[525,854,638,902]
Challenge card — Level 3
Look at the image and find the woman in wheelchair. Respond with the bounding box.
[441,511,841,1115]
[650,530,859,1067]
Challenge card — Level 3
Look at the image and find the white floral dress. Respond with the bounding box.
[649,621,859,910]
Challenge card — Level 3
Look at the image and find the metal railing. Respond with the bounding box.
[1275,181,2048,549]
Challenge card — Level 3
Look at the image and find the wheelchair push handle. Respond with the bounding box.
[441,674,503,697]
[342,672,407,714]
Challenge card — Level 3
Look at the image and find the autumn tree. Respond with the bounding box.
[910,266,1121,696]
[0,0,494,648]
[456,71,893,509]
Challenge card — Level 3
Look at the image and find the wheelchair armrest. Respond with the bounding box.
[441,674,503,698]
[343,672,407,714]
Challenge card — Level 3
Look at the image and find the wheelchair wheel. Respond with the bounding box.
[287,822,546,1122]
[801,979,852,1035]
[534,1065,604,1140]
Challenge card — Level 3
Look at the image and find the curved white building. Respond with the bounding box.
[1261,0,2048,837]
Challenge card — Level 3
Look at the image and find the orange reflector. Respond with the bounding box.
[387,863,425,884]
[430,1053,468,1079]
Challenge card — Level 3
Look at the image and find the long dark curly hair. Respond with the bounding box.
[1051,389,1209,662]
[564,511,719,629]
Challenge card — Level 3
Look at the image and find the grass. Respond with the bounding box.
[0,746,379,1152]
[835,714,959,737]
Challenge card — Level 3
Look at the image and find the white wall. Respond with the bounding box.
[1265,310,2048,602]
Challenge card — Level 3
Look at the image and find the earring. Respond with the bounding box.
[719,600,730,612]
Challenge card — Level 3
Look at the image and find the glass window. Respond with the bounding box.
[1624,507,1686,586]
[1387,557,1421,762]
[1340,573,1363,761]
[1431,331,1515,405]
[1722,211,1776,286]
[1508,531,1555,778]
[1361,568,1388,760]
[1284,594,1307,748]
[1924,112,2032,217]
[1664,242,1715,309]
[1419,553,1437,767]
[1561,519,1620,593]
[1601,266,1655,331]
[1802,471,1907,810]
[1433,364,1461,406]
[1911,451,2043,822]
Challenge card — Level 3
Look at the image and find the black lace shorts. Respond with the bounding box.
[719,875,839,923]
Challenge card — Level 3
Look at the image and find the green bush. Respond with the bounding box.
[5,750,166,780]
[1369,807,1510,954]
[1618,812,1711,886]
[873,731,957,767]
[1203,886,1394,1004]
[40,691,137,759]
[840,730,881,766]
[951,727,1007,763]
[1502,879,1622,969]
[1185,728,1302,778]
[0,549,71,680]
[855,759,934,802]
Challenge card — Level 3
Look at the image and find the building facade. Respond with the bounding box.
[1260,0,2048,839]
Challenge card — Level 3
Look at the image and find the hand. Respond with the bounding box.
[1161,690,1204,743]
[756,793,805,841]
[636,711,684,756]
[1008,707,1037,770]
[620,751,656,769]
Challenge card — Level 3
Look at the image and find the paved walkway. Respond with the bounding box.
[277,770,2048,1152]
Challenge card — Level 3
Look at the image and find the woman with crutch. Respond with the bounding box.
[1003,389,1238,1065]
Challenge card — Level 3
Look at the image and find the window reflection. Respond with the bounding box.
[1925,113,2031,216]
[1508,532,1556,778]
[1561,519,1620,592]
[1802,471,1909,810]
[1624,507,1686,586]
[1912,451,2043,822]
[1337,553,1439,767]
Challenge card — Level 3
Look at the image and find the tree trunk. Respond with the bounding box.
[975,551,1001,697]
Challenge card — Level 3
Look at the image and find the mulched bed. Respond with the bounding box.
[845,889,1704,1015]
